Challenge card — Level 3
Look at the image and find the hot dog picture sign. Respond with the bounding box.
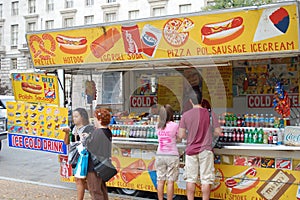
[11,73,59,105]
[26,4,299,67]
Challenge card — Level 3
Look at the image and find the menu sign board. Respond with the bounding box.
[6,101,68,154]
[202,66,233,108]
[11,73,60,105]
[157,76,184,111]
[26,4,299,67]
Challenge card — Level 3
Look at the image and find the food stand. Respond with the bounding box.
[25,1,300,199]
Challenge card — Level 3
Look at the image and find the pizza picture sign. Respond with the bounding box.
[163,18,194,47]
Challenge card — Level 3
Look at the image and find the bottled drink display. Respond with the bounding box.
[110,125,157,139]
[223,113,287,128]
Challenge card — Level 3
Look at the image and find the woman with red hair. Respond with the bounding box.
[85,108,112,200]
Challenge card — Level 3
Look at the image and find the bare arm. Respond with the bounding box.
[178,128,187,139]
[213,127,222,137]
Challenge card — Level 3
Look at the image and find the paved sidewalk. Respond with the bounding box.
[0,178,152,200]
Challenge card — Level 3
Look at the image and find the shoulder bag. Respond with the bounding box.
[91,154,117,182]
[68,142,80,168]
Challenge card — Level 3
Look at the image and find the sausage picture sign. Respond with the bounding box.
[26,3,299,67]
[11,73,59,105]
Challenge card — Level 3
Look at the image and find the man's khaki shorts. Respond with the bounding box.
[155,155,179,181]
[183,150,215,184]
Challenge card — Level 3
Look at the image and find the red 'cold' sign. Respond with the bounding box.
[130,96,157,107]
[247,94,300,108]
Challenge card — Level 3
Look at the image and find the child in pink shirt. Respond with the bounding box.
[155,104,180,200]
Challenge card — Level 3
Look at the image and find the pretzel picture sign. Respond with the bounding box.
[11,73,60,105]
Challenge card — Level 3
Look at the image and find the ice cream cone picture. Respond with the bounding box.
[148,159,157,188]
[121,159,146,183]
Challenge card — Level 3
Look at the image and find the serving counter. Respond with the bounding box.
[107,124,300,199]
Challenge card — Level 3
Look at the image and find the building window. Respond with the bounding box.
[84,15,94,25]
[28,0,36,14]
[86,0,94,6]
[102,72,122,104]
[152,7,165,17]
[0,26,3,46]
[179,4,191,14]
[128,10,139,20]
[46,0,54,11]
[63,17,74,27]
[105,13,116,22]
[45,20,54,30]
[11,25,18,49]
[65,0,73,8]
[11,58,17,69]
[0,4,3,18]
[27,22,36,32]
[107,0,116,3]
[12,1,19,16]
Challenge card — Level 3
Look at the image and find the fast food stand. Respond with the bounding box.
[25,1,300,199]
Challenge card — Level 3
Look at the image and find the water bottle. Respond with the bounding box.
[269,114,275,128]
[264,114,269,128]
[277,130,283,145]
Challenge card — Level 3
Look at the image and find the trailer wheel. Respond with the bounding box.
[116,188,142,196]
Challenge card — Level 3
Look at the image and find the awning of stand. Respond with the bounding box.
[26,2,300,74]
[34,50,300,74]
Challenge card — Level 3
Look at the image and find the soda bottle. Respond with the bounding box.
[277,130,283,145]
[258,128,263,144]
[264,114,269,128]
[253,128,258,143]
[244,129,249,143]
[224,131,228,142]
[268,131,273,144]
[237,115,242,127]
[229,114,233,127]
[269,114,275,128]
[263,130,268,144]
[116,126,121,137]
[236,129,241,142]
[241,114,245,127]
[259,114,264,127]
[245,114,250,127]
[249,129,254,143]
[254,114,259,127]
[240,129,245,143]
[228,130,232,142]
[249,114,254,127]
[273,131,278,145]
[225,114,229,127]
[233,114,237,127]
[232,129,236,142]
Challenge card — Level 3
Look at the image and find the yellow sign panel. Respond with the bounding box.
[26,4,299,67]
[6,101,68,140]
[11,73,60,105]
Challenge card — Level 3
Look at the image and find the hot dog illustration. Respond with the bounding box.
[201,16,244,45]
[225,167,259,194]
[56,34,88,54]
[21,82,43,94]
[90,28,121,58]
[120,159,146,183]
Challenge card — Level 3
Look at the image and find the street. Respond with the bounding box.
[0,138,157,199]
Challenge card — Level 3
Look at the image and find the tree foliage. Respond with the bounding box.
[203,0,274,11]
